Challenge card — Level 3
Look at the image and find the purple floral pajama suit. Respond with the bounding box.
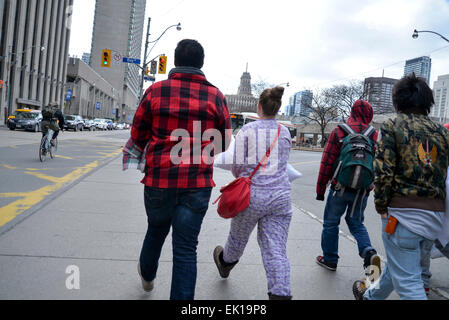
[222,119,293,297]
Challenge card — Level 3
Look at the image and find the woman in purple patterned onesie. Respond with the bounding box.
[213,86,293,300]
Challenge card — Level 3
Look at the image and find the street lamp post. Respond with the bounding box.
[412,29,449,123]
[138,18,181,100]
[412,29,449,43]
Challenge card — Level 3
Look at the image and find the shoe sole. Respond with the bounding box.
[213,246,229,278]
[137,263,154,292]
[366,254,382,282]
[315,259,337,271]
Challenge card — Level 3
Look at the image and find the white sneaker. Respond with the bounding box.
[138,263,154,292]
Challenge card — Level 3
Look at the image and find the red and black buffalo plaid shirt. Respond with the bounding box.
[131,68,231,188]
[316,101,378,197]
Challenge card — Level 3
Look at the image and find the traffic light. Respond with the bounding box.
[101,49,112,68]
[158,55,167,74]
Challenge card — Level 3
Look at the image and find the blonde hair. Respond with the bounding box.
[259,86,284,116]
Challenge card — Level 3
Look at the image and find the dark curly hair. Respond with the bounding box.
[392,73,434,115]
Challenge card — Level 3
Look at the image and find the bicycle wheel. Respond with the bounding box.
[50,138,57,159]
[39,135,48,162]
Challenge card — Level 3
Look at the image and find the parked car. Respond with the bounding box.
[83,119,96,131]
[93,118,108,130]
[105,119,114,130]
[64,115,84,131]
[116,123,125,130]
[7,110,42,132]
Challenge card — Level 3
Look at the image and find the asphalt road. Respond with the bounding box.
[0,126,129,232]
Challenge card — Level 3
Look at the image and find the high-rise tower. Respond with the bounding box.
[404,56,431,84]
[90,0,146,116]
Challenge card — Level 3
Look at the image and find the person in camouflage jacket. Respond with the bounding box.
[353,73,449,300]
[374,113,449,214]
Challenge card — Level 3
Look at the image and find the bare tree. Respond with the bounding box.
[301,89,341,148]
[251,78,275,99]
[324,80,366,122]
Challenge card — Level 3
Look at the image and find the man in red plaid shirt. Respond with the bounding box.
[130,39,231,300]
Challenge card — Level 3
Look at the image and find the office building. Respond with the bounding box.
[430,74,449,123]
[225,68,258,113]
[289,90,313,122]
[81,52,91,66]
[0,0,74,124]
[90,0,146,119]
[364,77,398,114]
[404,56,431,84]
[65,56,123,121]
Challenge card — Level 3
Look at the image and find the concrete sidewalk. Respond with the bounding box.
[0,155,445,300]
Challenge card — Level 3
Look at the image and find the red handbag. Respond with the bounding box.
[213,125,281,219]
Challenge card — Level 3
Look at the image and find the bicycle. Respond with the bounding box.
[39,125,58,162]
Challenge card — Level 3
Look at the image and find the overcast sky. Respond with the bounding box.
[69,0,449,110]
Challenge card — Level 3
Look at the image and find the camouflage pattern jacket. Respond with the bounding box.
[374,113,449,214]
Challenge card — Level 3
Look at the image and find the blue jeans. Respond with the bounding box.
[364,217,432,300]
[139,186,212,300]
[321,189,374,264]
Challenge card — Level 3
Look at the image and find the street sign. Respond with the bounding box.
[66,89,72,101]
[96,102,101,110]
[113,52,122,65]
[144,76,156,82]
[123,57,141,65]
[150,60,157,74]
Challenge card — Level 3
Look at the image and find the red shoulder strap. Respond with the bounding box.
[249,124,281,180]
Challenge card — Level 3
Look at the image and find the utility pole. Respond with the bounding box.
[139,17,151,101]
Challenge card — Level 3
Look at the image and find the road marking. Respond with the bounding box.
[0,148,122,227]
[24,171,62,183]
[1,164,17,170]
[54,155,73,160]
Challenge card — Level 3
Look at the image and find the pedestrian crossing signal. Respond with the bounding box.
[150,60,157,74]
[158,55,167,74]
[102,49,112,68]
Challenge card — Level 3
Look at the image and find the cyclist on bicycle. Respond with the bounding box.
[41,102,64,147]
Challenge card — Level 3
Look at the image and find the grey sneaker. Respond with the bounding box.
[213,246,238,278]
[137,263,154,292]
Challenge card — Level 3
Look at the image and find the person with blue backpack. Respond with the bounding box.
[315,99,381,280]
